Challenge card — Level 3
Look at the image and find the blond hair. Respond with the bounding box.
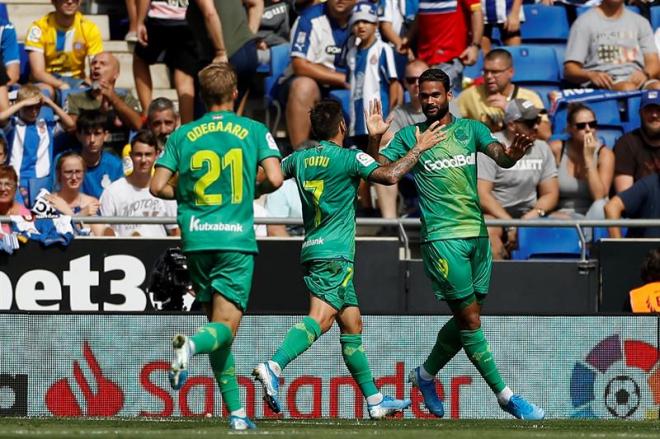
[17,84,41,102]
[198,63,237,108]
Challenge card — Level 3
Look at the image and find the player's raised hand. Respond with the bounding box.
[365,99,391,137]
[506,132,534,162]
[414,121,446,152]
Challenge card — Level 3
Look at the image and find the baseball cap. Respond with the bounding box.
[504,99,541,124]
[640,90,660,109]
[350,2,378,26]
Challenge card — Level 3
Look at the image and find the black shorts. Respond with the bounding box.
[134,18,199,76]
[484,23,521,42]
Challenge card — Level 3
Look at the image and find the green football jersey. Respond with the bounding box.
[156,110,281,253]
[381,117,497,242]
[283,141,379,263]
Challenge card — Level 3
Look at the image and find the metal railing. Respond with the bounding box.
[2,215,659,262]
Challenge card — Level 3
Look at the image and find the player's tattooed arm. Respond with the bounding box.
[369,122,445,185]
[484,132,534,169]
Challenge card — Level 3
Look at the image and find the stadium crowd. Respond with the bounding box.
[0,0,658,258]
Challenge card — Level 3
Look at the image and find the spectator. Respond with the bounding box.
[264,175,303,236]
[477,99,559,260]
[186,0,260,112]
[146,97,179,151]
[125,0,139,42]
[44,151,105,235]
[73,110,123,199]
[281,0,355,149]
[0,17,20,85]
[25,0,104,95]
[0,165,29,234]
[605,172,660,238]
[549,102,614,219]
[481,0,523,52]
[244,0,265,35]
[258,0,292,47]
[0,84,74,189]
[66,52,142,156]
[378,0,417,57]
[0,137,7,165]
[372,59,428,220]
[133,0,197,124]
[564,0,660,91]
[0,63,9,118]
[614,89,660,193]
[402,0,483,91]
[122,97,179,176]
[629,247,660,313]
[99,130,178,237]
[457,49,551,140]
[347,2,400,150]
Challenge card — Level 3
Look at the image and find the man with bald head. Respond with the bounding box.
[66,52,142,155]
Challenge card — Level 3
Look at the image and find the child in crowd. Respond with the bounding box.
[0,84,74,193]
[347,1,400,151]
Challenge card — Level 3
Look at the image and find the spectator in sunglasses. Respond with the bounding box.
[548,102,614,220]
[477,99,558,259]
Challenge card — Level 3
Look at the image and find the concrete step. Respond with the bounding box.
[105,40,132,54]
[116,52,170,89]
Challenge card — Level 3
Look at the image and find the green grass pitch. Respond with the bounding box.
[0,418,658,438]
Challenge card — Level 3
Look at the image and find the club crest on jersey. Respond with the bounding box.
[370,54,378,65]
[454,129,468,142]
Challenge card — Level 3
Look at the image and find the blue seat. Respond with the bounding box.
[520,5,570,43]
[462,51,483,80]
[0,5,8,22]
[263,44,290,131]
[652,6,660,30]
[511,227,583,260]
[504,46,561,106]
[552,97,627,140]
[328,89,351,125]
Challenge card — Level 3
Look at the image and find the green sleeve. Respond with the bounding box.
[473,120,499,154]
[281,154,294,180]
[380,127,410,162]
[256,122,282,163]
[349,150,380,180]
[155,129,180,172]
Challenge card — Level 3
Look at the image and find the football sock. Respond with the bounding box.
[460,328,507,394]
[497,386,514,406]
[190,322,233,354]
[422,317,462,376]
[340,334,380,399]
[230,408,247,418]
[271,316,321,370]
[209,347,242,412]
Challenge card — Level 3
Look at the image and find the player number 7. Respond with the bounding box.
[303,180,324,226]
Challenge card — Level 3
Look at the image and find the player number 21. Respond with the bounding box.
[303,180,324,226]
[190,149,243,206]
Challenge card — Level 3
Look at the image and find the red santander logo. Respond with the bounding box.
[45,341,124,416]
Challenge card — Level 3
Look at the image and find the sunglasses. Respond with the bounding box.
[405,77,419,85]
[574,120,598,130]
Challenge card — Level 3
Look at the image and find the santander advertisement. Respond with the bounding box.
[0,315,657,419]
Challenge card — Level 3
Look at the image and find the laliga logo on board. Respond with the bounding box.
[570,334,659,419]
[45,342,124,416]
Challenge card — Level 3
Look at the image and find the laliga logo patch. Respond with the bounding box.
[569,334,659,419]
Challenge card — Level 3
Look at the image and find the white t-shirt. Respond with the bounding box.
[99,178,178,237]
[253,201,269,238]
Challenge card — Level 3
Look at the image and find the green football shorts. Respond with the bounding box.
[421,237,492,301]
[186,250,254,311]
[303,259,358,310]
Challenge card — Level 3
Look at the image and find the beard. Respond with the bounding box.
[642,122,660,140]
[422,102,450,123]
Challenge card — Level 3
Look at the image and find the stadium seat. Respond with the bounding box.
[652,6,660,29]
[0,4,8,22]
[597,127,624,149]
[462,51,483,81]
[263,44,290,132]
[520,5,570,43]
[328,89,351,125]
[504,45,561,108]
[552,97,630,140]
[18,43,29,84]
[625,95,642,131]
[511,226,583,260]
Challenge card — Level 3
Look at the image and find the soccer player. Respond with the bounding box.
[253,98,444,419]
[374,68,545,420]
[150,63,283,430]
